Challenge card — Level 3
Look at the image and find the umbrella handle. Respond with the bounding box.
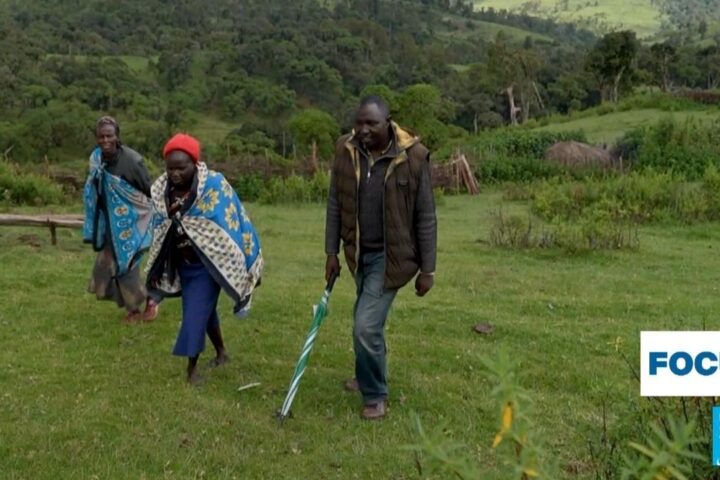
[326,271,339,293]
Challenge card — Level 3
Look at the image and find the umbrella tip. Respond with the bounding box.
[274,408,292,425]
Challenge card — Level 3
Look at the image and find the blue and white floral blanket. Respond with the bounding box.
[83,147,152,276]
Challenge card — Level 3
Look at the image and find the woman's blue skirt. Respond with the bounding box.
[173,262,221,357]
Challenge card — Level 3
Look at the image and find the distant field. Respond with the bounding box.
[193,115,240,146]
[117,55,157,72]
[45,54,157,73]
[441,15,555,43]
[474,0,664,37]
[535,108,720,144]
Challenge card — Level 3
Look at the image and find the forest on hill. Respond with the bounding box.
[0,0,718,169]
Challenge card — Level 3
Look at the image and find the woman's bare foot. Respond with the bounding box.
[207,352,230,368]
[187,371,205,386]
[186,356,203,385]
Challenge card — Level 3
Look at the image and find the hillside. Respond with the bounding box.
[474,0,665,37]
[1,0,718,179]
[0,0,598,168]
[474,0,720,42]
[535,107,720,144]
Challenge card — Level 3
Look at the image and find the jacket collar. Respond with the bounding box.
[346,122,419,159]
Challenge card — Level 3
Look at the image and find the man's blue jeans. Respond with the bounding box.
[353,251,398,405]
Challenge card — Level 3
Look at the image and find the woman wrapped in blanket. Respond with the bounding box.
[83,116,161,324]
[145,134,264,384]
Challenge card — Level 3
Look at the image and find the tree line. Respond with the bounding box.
[0,0,717,166]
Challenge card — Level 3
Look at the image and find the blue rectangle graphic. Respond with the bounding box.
[714,406,720,466]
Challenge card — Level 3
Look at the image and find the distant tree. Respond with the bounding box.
[648,42,678,92]
[13,100,94,162]
[156,49,193,91]
[289,108,339,171]
[487,37,542,124]
[699,19,708,37]
[547,74,590,114]
[123,119,169,161]
[358,84,397,111]
[20,85,52,108]
[586,30,639,103]
[395,84,453,149]
[698,46,720,90]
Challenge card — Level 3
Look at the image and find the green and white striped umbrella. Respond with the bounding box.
[278,272,338,423]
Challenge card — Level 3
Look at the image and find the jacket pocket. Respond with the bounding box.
[396,176,411,218]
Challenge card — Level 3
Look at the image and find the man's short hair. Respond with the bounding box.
[95,116,120,136]
[358,95,390,119]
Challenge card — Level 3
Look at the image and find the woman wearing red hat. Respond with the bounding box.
[145,133,264,384]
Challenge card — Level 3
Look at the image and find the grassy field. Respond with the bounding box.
[1,195,718,478]
[535,108,720,144]
[441,15,554,43]
[45,54,158,73]
[192,115,240,147]
[474,0,664,37]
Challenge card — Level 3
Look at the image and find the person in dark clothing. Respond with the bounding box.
[325,96,437,420]
[83,116,160,324]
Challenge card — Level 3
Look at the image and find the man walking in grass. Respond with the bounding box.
[324,96,437,420]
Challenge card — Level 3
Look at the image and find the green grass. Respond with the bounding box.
[474,0,664,37]
[45,54,157,73]
[534,108,720,144]
[440,15,554,43]
[1,194,718,478]
[117,55,158,73]
[193,115,239,146]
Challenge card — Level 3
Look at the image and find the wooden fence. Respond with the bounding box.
[0,214,83,245]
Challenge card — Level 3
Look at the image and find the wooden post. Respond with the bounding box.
[0,214,83,247]
[311,140,318,174]
[455,161,460,193]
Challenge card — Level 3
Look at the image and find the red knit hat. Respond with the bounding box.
[163,133,201,163]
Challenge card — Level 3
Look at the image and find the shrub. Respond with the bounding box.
[0,162,64,205]
[616,117,720,179]
[488,210,639,253]
[257,171,329,204]
[502,183,534,202]
[233,173,265,202]
[529,170,720,225]
[476,156,566,183]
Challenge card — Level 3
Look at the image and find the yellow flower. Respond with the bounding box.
[225,203,239,231]
[502,401,513,430]
[114,205,129,216]
[492,402,514,449]
[221,178,233,199]
[119,229,133,240]
[197,189,219,213]
[242,232,255,256]
[523,468,539,478]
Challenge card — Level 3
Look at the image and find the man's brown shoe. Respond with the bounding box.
[361,400,387,420]
[343,378,359,392]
